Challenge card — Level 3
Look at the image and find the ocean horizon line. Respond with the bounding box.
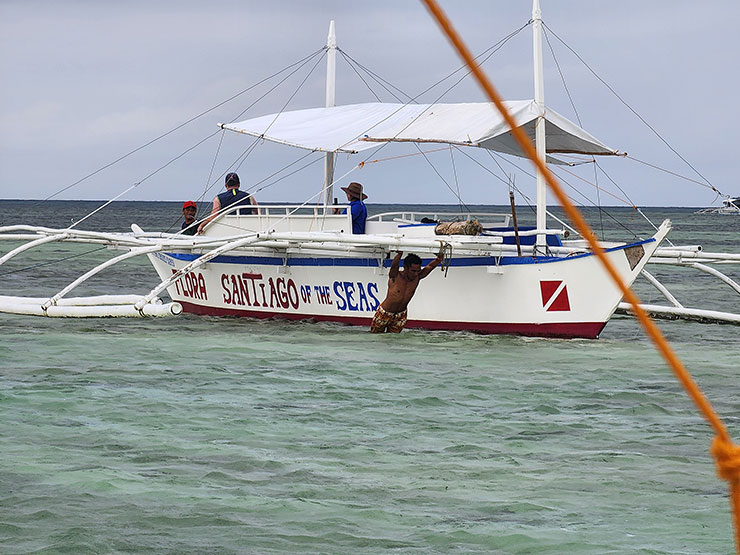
[0,199,707,209]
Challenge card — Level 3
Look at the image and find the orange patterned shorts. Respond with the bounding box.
[370,306,408,333]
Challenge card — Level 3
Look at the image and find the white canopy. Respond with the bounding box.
[222,100,618,158]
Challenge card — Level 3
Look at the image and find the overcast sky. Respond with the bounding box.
[1,0,738,207]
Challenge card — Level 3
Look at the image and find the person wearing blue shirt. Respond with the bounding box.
[337,181,367,234]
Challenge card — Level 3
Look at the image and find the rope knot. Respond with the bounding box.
[710,435,740,482]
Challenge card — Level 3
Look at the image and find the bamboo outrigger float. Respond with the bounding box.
[617,247,740,324]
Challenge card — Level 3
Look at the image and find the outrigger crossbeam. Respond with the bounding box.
[614,246,740,324]
[1,222,739,324]
[0,224,486,318]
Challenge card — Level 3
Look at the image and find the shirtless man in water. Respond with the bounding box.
[370,250,444,333]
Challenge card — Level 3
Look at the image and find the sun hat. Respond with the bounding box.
[341,182,368,200]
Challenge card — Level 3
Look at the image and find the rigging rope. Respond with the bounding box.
[55,46,330,236]
[417,23,531,108]
[236,49,328,152]
[542,22,664,241]
[203,130,227,201]
[337,47,415,102]
[337,21,530,106]
[543,24,606,239]
[542,21,715,241]
[542,22,722,197]
[454,145,579,236]
[449,146,463,213]
[542,26,583,127]
[332,23,532,204]
[338,50,385,102]
[593,160,676,247]
[156,47,330,235]
[552,164,631,206]
[197,48,329,201]
[626,155,720,190]
[411,22,531,103]
[357,146,450,167]
[43,48,326,203]
[68,181,144,230]
[486,150,640,240]
[592,160,605,239]
[0,245,109,278]
[414,144,471,211]
[457,145,579,236]
[421,3,740,551]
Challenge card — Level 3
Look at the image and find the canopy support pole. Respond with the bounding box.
[532,0,547,253]
[322,20,337,206]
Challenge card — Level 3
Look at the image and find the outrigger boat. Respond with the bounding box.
[1,1,738,336]
[695,195,740,215]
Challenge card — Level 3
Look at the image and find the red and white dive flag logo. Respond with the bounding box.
[540,280,571,312]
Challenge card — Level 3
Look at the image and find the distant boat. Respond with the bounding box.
[695,195,740,214]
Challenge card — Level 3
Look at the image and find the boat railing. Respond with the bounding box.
[206,203,354,236]
[208,208,517,237]
[482,228,564,238]
[368,211,512,227]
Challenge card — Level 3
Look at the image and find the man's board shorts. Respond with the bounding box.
[370,306,408,333]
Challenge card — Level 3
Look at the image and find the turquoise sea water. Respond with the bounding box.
[1,201,738,553]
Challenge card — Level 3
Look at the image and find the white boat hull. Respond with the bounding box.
[148,226,667,339]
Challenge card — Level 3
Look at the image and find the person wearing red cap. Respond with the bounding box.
[180,201,198,235]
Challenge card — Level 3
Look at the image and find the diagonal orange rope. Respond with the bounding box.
[419,1,740,551]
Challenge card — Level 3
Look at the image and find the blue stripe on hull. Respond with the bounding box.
[165,237,654,268]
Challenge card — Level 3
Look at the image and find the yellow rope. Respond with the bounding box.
[419,1,740,551]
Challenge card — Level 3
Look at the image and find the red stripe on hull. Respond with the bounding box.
[404,319,605,339]
[179,301,607,339]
